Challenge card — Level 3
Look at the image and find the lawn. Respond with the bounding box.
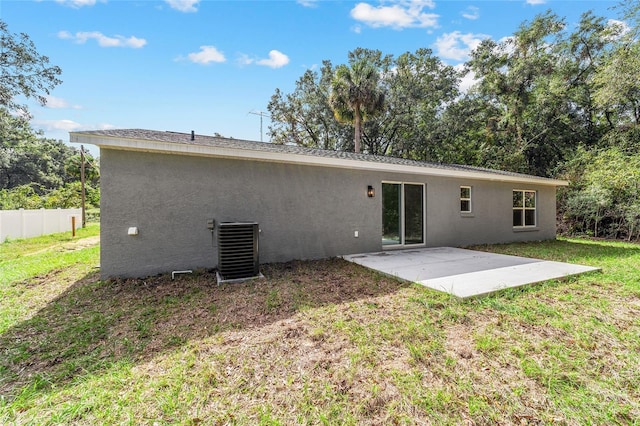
[0,230,638,425]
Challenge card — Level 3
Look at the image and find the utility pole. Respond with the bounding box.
[249,110,270,142]
[80,145,86,228]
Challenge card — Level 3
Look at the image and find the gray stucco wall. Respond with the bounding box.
[100,149,557,278]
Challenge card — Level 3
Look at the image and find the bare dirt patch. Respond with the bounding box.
[24,235,101,257]
[0,258,409,398]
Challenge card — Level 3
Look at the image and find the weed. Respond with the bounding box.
[265,289,282,312]
[474,330,502,354]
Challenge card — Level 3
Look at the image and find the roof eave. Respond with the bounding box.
[69,132,569,187]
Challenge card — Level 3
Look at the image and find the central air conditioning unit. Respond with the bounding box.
[217,222,260,283]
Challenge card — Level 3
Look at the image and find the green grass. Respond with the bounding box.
[0,234,639,425]
[0,222,99,263]
[0,224,100,335]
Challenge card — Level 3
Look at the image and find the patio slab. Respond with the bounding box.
[343,247,600,298]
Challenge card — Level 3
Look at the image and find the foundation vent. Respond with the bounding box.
[217,222,259,281]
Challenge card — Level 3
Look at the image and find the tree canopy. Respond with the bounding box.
[268,47,459,158]
[269,8,639,171]
[330,55,385,154]
[0,19,62,117]
[0,20,98,211]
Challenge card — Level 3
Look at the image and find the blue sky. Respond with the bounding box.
[1,0,623,155]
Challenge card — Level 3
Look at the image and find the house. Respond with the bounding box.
[70,129,568,279]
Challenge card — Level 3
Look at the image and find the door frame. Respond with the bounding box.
[381,181,426,248]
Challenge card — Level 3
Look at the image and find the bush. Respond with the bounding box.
[86,208,100,223]
[559,147,640,240]
[0,182,100,210]
[0,184,44,210]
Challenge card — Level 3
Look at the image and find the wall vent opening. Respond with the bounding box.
[217,222,260,282]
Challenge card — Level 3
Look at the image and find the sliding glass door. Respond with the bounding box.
[382,183,401,246]
[382,182,424,246]
[403,183,424,244]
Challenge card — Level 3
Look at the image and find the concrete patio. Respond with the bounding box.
[343,247,600,298]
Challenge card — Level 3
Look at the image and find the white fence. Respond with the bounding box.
[0,208,82,242]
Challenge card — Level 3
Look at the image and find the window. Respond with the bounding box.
[513,190,536,227]
[460,186,472,213]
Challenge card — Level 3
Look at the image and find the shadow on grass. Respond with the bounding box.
[0,257,409,401]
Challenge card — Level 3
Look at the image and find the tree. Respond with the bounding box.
[0,136,78,191]
[384,48,459,160]
[329,56,385,153]
[0,108,79,192]
[590,0,640,151]
[1,20,62,116]
[562,12,614,146]
[267,61,351,149]
[268,48,458,158]
[267,7,636,182]
[559,147,640,240]
[465,12,588,176]
[616,0,640,38]
[0,21,87,211]
[593,39,640,128]
[65,151,100,186]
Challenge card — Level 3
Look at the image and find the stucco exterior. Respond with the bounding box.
[71,129,565,278]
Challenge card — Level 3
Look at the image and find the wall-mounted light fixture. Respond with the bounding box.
[367,185,375,198]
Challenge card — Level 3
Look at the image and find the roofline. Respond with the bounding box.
[69,132,569,187]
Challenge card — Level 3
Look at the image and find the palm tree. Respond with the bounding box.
[329,59,385,153]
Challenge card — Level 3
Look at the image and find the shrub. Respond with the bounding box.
[559,147,640,240]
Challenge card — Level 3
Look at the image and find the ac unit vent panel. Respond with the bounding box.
[218,222,259,280]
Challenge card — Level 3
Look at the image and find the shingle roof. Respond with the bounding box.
[72,128,564,185]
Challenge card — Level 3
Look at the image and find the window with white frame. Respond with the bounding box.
[513,190,536,227]
[460,186,472,213]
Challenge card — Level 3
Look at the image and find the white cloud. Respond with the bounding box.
[526,0,546,5]
[237,53,254,66]
[44,96,70,109]
[165,0,200,13]
[497,36,516,55]
[54,0,101,8]
[35,119,84,132]
[461,6,479,20]
[297,0,318,7]
[606,19,631,40]
[459,72,478,93]
[256,50,290,69]
[186,46,226,64]
[238,50,289,68]
[350,0,438,30]
[31,119,116,142]
[57,31,72,40]
[44,96,82,110]
[96,123,117,131]
[434,31,489,62]
[58,31,147,48]
[454,64,479,93]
